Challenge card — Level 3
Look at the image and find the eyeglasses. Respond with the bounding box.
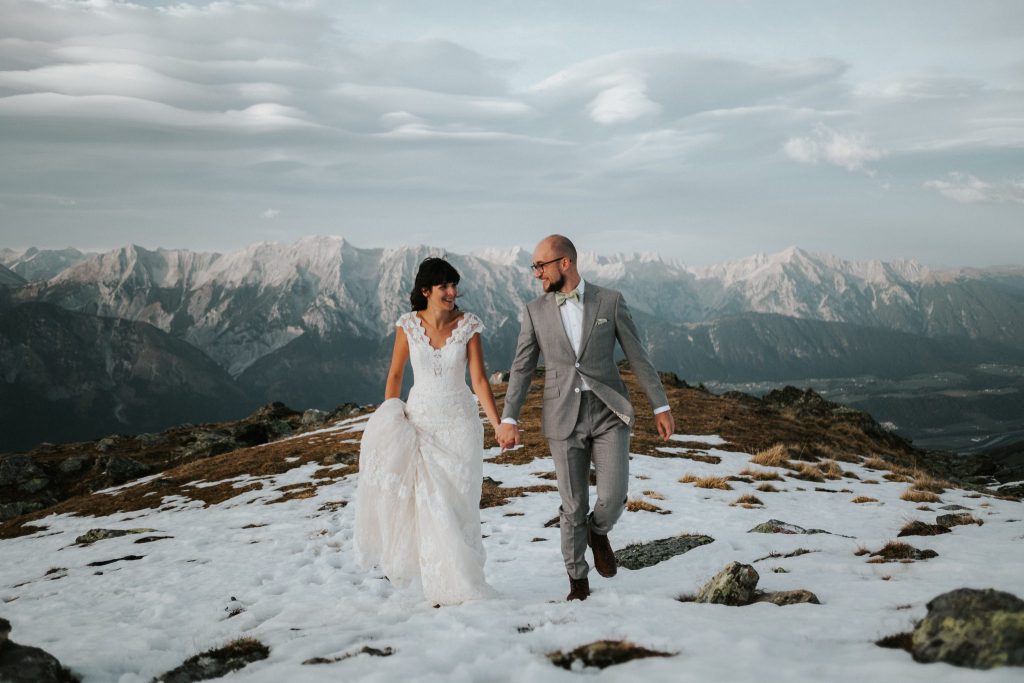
[529,256,567,273]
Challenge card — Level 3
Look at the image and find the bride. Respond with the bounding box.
[355,257,500,605]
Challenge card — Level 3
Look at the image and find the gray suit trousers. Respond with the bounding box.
[548,391,630,579]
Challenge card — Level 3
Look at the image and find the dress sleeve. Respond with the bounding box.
[459,312,485,342]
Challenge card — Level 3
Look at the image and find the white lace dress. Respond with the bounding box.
[354,311,495,605]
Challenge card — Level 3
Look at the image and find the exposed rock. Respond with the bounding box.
[94,435,124,453]
[548,640,673,670]
[754,589,821,606]
[247,401,297,423]
[177,430,239,459]
[154,637,269,682]
[0,455,45,488]
[614,534,714,570]
[911,588,1024,669]
[869,541,938,562]
[696,562,760,606]
[748,519,832,535]
[301,409,327,428]
[0,618,79,682]
[98,455,150,486]
[937,513,982,528]
[75,528,155,545]
[489,371,510,385]
[58,456,92,474]
[322,452,357,466]
[939,504,971,511]
[19,477,50,494]
[326,402,361,421]
[0,501,45,523]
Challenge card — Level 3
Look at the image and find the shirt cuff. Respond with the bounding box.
[501,417,519,425]
[653,405,670,415]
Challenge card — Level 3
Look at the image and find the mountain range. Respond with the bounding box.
[2,237,1023,451]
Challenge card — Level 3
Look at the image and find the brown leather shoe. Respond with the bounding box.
[566,576,590,601]
[588,527,617,578]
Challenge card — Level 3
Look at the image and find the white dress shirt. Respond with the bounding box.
[503,278,670,425]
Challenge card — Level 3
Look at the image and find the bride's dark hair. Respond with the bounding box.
[410,257,461,311]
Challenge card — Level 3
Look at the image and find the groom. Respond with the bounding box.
[497,235,675,601]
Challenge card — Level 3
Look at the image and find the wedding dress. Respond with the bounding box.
[354,311,494,605]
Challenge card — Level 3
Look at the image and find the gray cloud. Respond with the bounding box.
[0,0,1021,266]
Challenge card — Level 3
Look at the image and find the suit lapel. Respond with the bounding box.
[576,284,601,360]
[545,292,577,357]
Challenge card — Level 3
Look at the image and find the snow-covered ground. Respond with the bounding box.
[2,428,1022,682]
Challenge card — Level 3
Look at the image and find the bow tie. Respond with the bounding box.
[555,290,580,306]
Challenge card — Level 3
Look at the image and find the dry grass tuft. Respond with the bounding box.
[851,496,878,504]
[910,475,948,494]
[790,462,826,482]
[853,545,870,556]
[739,467,783,481]
[626,498,670,514]
[898,520,952,537]
[678,474,732,490]
[642,490,666,500]
[862,456,890,470]
[756,483,780,493]
[900,489,941,503]
[730,494,764,507]
[862,479,880,485]
[750,443,790,468]
[820,459,844,480]
[884,472,914,483]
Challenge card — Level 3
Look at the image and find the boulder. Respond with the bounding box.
[0,618,79,682]
[747,519,832,535]
[696,562,760,606]
[99,455,150,486]
[936,513,981,528]
[302,409,328,428]
[755,589,821,606]
[75,528,155,545]
[614,534,714,570]
[0,455,46,488]
[911,588,1024,669]
[58,456,92,475]
[0,501,46,523]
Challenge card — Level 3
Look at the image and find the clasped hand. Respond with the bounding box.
[495,422,521,451]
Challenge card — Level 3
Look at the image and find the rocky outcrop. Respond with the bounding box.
[695,562,760,606]
[689,562,821,607]
[747,519,834,535]
[0,617,79,682]
[613,534,714,570]
[911,588,1024,669]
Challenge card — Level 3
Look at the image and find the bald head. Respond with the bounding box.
[539,234,577,263]
[532,234,580,293]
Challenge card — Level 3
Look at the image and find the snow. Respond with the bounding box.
[2,438,1023,682]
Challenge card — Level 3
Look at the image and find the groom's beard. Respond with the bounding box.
[544,272,566,293]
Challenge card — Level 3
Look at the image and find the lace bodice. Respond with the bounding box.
[397,311,485,394]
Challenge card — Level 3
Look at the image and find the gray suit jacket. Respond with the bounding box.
[501,282,669,441]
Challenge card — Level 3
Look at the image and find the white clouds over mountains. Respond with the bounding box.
[0,0,1021,266]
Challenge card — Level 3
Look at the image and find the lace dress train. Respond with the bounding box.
[355,312,494,605]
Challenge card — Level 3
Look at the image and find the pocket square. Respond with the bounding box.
[596,318,608,325]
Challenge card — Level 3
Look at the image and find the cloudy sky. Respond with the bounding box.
[0,0,1022,266]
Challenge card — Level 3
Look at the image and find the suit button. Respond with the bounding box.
[575,362,580,368]
[574,388,580,393]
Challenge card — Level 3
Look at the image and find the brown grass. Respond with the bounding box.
[750,443,790,468]
[862,479,880,485]
[900,489,941,503]
[884,472,914,482]
[678,474,732,490]
[820,459,844,480]
[642,490,666,500]
[626,499,670,514]
[898,520,952,537]
[480,480,558,508]
[851,496,878,504]
[739,467,783,481]
[730,494,764,507]
[789,462,826,482]
[862,456,890,470]
[756,483,780,493]
[853,545,870,556]
[910,475,948,494]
